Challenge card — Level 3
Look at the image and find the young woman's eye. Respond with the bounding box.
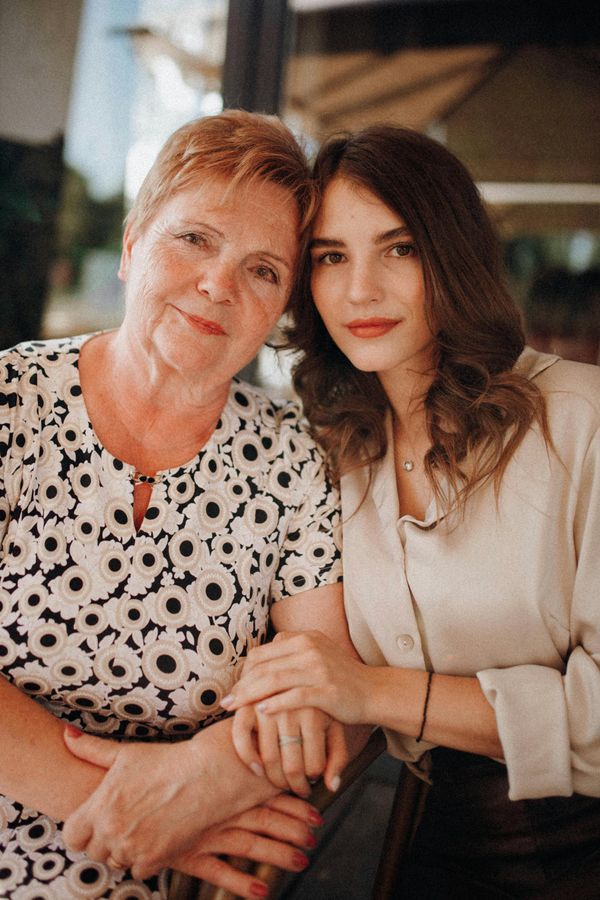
[315,251,344,266]
[389,243,417,258]
[255,265,279,285]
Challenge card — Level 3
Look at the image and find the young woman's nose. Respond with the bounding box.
[346,263,380,306]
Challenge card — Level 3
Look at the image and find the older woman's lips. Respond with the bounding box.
[346,318,399,338]
[177,309,226,335]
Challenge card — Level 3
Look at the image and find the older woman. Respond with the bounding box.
[0,111,355,899]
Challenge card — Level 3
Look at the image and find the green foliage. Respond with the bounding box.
[56,165,125,285]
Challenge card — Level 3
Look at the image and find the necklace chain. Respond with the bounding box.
[393,414,418,474]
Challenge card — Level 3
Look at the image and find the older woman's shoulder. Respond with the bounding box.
[0,334,90,376]
[230,378,300,422]
[0,335,90,418]
[230,377,321,450]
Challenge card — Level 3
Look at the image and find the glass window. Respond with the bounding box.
[44,0,229,340]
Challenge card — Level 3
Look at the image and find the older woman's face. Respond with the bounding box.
[118,176,299,381]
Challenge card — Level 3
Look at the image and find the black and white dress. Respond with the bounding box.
[0,334,342,899]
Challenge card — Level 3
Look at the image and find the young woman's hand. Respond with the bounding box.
[232,704,348,796]
[223,631,374,724]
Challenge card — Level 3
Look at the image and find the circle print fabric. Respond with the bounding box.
[0,335,342,897]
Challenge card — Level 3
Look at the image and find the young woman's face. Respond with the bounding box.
[310,177,436,383]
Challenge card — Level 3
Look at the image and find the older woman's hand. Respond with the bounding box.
[170,794,319,898]
[232,704,348,797]
[62,720,288,879]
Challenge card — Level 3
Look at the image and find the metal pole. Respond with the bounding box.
[222,0,289,114]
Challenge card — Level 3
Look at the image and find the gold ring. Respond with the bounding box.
[107,855,127,871]
[278,735,303,747]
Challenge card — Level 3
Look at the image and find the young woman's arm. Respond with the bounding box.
[222,629,503,759]
[229,586,375,794]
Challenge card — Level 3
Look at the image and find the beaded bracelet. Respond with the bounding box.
[416,671,433,743]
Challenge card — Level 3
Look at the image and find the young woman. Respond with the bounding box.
[223,125,600,897]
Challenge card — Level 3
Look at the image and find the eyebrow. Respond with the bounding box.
[259,251,293,271]
[309,226,411,249]
[375,226,411,244]
[179,220,224,237]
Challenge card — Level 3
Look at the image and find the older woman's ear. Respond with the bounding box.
[118,223,134,283]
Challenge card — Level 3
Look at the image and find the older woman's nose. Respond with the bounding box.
[196,259,238,304]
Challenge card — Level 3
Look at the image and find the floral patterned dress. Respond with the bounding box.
[0,335,342,898]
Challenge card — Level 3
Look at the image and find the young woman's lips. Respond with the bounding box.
[177,308,226,335]
[345,318,399,338]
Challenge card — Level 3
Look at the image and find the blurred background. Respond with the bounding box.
[1,3,598,896]
[1,0,599,391]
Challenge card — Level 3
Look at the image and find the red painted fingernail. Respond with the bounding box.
[250,882,268,898]
[305,833,318,849]
[65,724,83,738]
[308,809,324,826]
[293,852,310,870]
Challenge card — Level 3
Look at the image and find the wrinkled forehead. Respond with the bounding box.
[141,172,303,237]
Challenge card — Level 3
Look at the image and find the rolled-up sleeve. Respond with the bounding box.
[479,427,600,800]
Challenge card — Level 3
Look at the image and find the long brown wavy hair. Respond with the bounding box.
[285,126,549,513]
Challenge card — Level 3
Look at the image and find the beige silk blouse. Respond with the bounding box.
[341,348,600,801]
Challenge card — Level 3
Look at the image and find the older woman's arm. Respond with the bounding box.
[62,711,283,877]
[0,674,319,897]
[0,674,105,819]
[62,582,353,878]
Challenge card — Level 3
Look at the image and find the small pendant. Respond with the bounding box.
[402,459,415,472]
[132,471,164,485]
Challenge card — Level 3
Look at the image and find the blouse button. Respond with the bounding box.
[396,633,415,651]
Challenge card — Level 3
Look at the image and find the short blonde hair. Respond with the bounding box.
[126,109,315,238]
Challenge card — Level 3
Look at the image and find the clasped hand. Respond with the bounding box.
[232,703,348,797]
[61,726,319,893]
[223,631,372,790]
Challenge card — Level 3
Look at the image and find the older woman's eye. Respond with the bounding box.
[255,265,279,285]
[180,233,207,246]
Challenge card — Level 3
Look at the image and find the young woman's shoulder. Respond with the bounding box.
[520,347,600,428]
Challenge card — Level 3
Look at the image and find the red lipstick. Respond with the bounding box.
[177,308,226,335]
[345,317,399,339]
